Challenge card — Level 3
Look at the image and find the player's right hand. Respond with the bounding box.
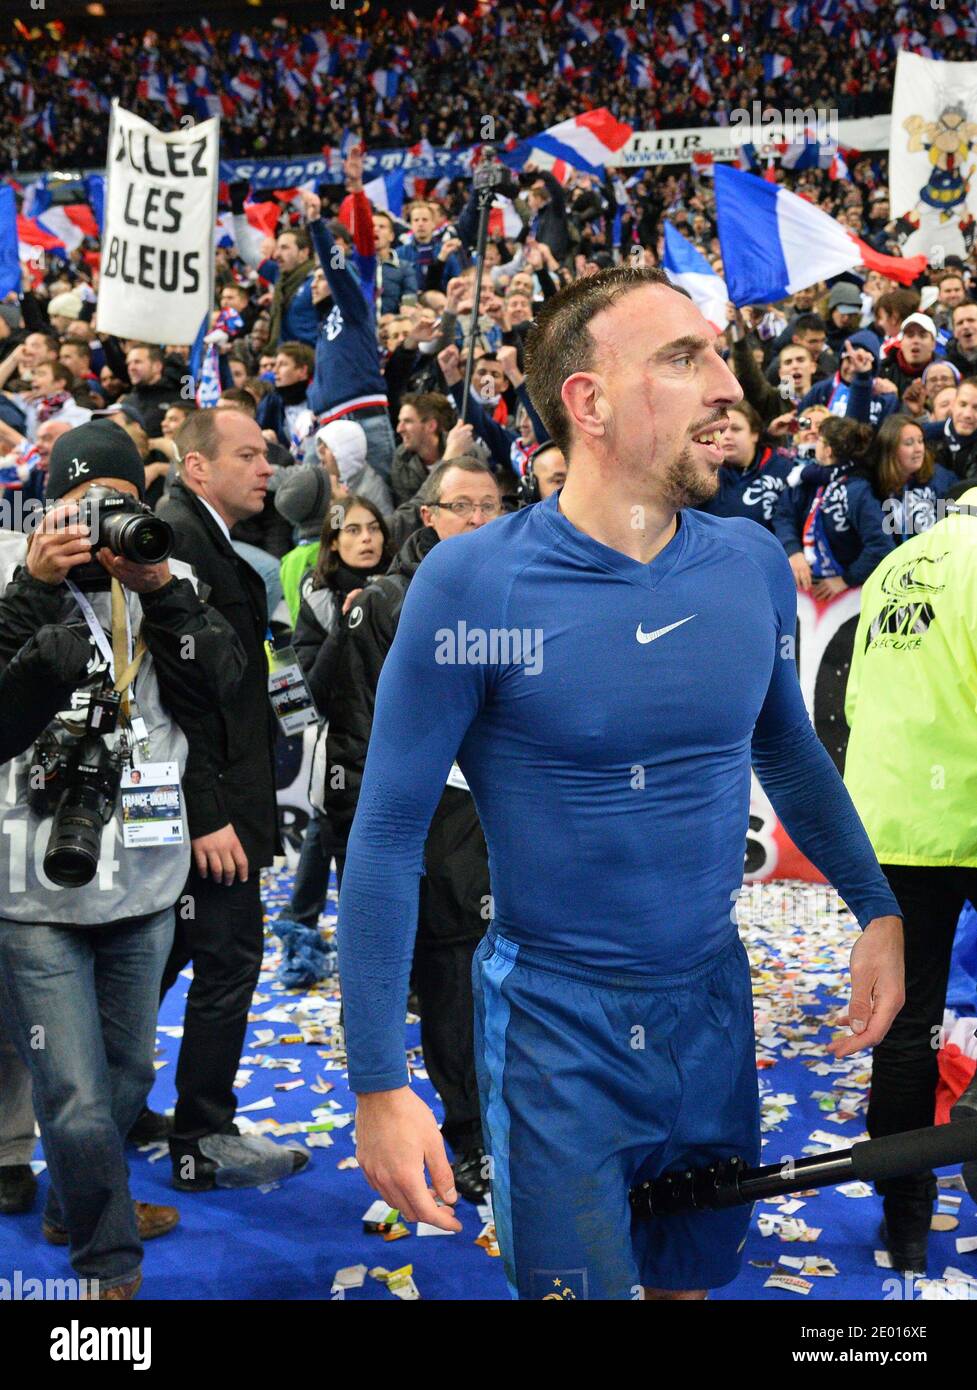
[25,503,93,586]
[355,1086,462,1232]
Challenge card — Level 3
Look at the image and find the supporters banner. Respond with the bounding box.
[889,52,977,263]
[612,116,889,170]
[98,102,219,343]
[220,145,475,189]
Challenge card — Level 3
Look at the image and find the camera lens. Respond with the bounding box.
[43,790,108,887]
[121,516,172,564]
[101,511,173,563]
[42,737,123,888]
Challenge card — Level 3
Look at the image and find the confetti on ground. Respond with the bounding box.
[100,870,974,1300]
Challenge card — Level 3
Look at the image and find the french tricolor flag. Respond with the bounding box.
[627,54,654,89]
[38,103,56,150]
[714,165,927,306]
[531,108,633,177]
[762,53,792,80]
[488,196,523,241]
[365,171,406,218]
[18,205,98,260]
[370,69,400,101]
[689,58,711,105]
[662,222,729,333]
[230,73,261,104]
[445,24,472,49]
[282,69,307,105]
[229,33,258,59]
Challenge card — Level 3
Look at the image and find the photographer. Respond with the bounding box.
[0,421,246,1300]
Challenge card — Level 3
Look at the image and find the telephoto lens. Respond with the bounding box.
[43,735,125,888]
[76,485,174,564]
[99,507,173,564]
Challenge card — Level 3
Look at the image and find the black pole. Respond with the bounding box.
[460,151,504,424]
[630,1117,977,1221]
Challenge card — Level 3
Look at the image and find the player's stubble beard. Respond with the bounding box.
[663,441,722,509]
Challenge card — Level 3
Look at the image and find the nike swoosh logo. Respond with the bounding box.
[636,615,697,645]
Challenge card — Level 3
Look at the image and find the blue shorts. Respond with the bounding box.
[472,930,760,1300]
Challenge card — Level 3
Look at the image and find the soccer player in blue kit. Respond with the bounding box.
[337,267,905,1300]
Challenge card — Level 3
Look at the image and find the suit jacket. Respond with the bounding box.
[157,479,281,867]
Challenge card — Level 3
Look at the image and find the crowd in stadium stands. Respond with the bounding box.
[0,0,969,172]
[2,1,977,1288]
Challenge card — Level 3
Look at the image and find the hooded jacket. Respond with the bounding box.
[773,461,895,586]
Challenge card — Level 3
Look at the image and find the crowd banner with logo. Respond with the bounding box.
[613,115,889,170]
[219,144,475,190]
[890,52,977,263]
[98,102,219,343]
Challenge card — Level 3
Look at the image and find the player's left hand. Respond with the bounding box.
[829,914,904,1057]
[96,548,172,594]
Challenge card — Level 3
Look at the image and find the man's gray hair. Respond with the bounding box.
[417,455,497,506]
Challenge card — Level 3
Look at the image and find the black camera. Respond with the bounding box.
[28,728,125,887]
[74,485,173,564]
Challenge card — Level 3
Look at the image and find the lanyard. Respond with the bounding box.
[65,578,132,679]
[65,578,145,718]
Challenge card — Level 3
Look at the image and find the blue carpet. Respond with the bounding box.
[2,878,974,1301]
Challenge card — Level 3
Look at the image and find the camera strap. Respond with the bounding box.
[64,578,146,720]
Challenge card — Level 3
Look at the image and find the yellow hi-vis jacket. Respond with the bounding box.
[843,486,977,867]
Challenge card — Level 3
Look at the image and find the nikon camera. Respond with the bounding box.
[28,728,127,888]
[57,484,174,565]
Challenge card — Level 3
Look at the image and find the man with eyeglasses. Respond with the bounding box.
[323,457,503,1204]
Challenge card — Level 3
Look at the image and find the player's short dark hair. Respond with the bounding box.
[523,265,671,455]
[793,313,826,336]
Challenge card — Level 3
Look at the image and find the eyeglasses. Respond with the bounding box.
[429,500,502,518]
[340,521,383,537]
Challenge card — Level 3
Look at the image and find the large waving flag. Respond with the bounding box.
[714,165,926,305]
[0,185,20,299]
[364,170,406,219]
[528,108,633,177]
[662,222,729,333]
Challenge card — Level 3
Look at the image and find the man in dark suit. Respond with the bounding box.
[155,406,309,1190]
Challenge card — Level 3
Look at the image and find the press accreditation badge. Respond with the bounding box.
[121,763,184,848]
[267,643,319,736]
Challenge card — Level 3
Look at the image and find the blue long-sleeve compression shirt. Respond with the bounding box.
[337,492,902,1092]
